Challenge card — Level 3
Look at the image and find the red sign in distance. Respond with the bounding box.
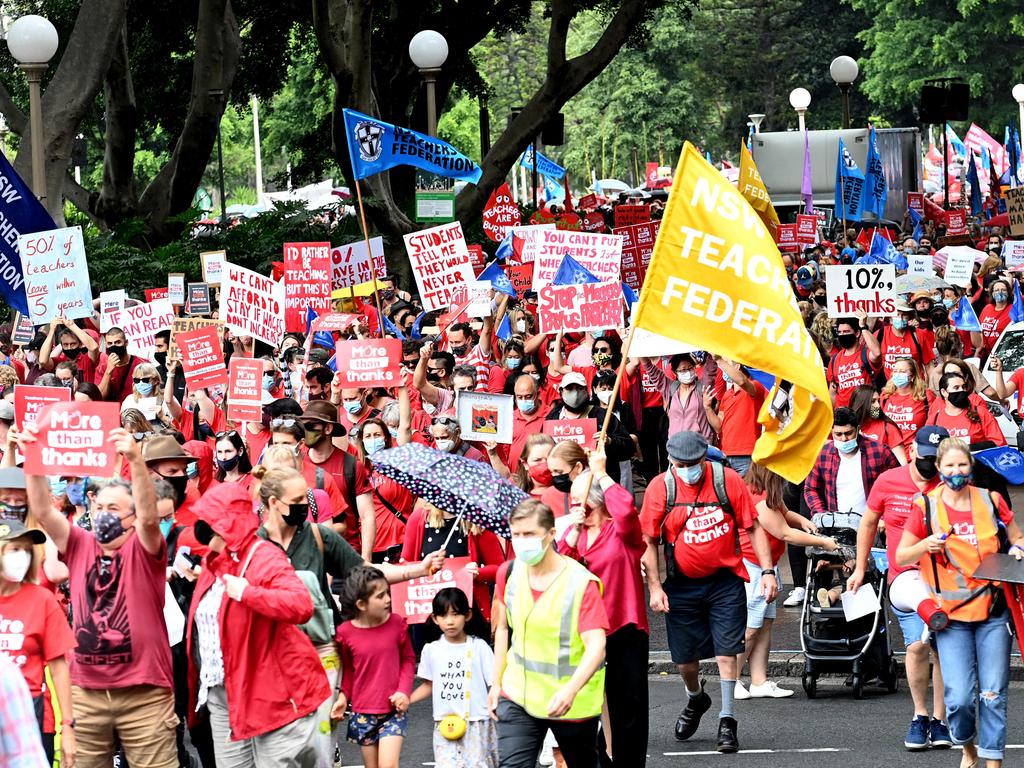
[177,325,228,390]
[227,358,263,423]
[23,401,120,478]
[482,183,521,242]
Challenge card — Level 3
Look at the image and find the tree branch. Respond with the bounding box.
[63,173,106,230]
[96,24,139,226]
[0,81,27,136]
[547,0,574,79]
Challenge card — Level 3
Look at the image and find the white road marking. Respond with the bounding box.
[664,747,851,756]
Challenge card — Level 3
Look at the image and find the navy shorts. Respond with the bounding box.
[663,570,747,664]
[346,711,408,745]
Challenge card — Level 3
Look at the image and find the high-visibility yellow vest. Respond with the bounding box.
[502,557,605,720]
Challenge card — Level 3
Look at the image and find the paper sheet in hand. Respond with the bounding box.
[840,584,880,622]
[973,553,1024,585]
[164,582,185,646]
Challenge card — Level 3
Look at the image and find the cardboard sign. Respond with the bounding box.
[578,194,598,211]
[907,253,934,276]
[145,287,169,303]
[507,263,533,296]
[23,401,120,477]
[582,211,606,233]
[168,273,186,305]
[201,250,226,285]
[538,280,624,333]
[555,212,582,231]
[543,418,598,449]
[613,204,650,228]
[529,208,556,226]
[334,339,401,388]
[795,214,818,246]
[466,281,492,318]
[99,290,127,332]
[943,250,975,287]
[330,237,385,291]
[227,357,263,423]
[775,223,798,251]
[187,283,211,316]
[467,245,486,274]
[907,192,924,215]
[482,183,521,242]
[11,313,33,346]
[390,557,475,624]
[1004,241,1024,271]
[20,226,92,324]
[813,207,834,230]
[169,317,223,361]
[284,242,332,333]
[104,299,175,357]
[824,265,897,318]
[14,384,70,430]
[946,209,967,236]
[456,391,514,444]
[615,221,660,291]
[1007,188,1024,237]
[221,262,285,346]
[529,230,623,291]
[176,325,227,390]
[404,222,474,312]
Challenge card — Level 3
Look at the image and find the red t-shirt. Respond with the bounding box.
[307,447,372,548]
[495,560,608,635]
[640,360,668,409]
[866,466,940,581]
[242,426,271,464]
[979,304,1011,351]
[738,491,787,565]
[859,418,904,453]
[828,347,878,408]
[880,326,934,378]
[508,410,547,473]
[60,526,173,690]
[370,471,412,553]
[336,613,416,714]
[881,393,928,450]
[96,355,146,402]
[55,351,99,386]
[905,490,1013,544]
[1008,369,1024,410]
[0,584,76,693]
[300,462,350,525]
[927,405,1005,446]
[717,381,767,455]
[640,467,756,580]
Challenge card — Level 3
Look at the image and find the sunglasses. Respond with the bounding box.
[215,430,238,440]
[133,377,154,384]
[270,418,299,428]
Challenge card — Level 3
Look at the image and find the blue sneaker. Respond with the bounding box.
[929,718,952,749]
[905,715,929,750]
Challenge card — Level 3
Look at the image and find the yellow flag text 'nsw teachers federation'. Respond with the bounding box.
[633,142,832,482]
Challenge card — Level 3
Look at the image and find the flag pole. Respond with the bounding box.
[353,179,386,337]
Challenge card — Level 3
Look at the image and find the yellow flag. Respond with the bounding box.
[633,141,832,482]
[751,383,834,483]
[738,142,780,236]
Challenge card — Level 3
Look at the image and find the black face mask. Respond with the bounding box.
[106,345,127,359]
[283,502,309,527]
[813,295,827,307]
[62,346,82,358]
[836,334,857,349]
[551,473,573,493]
[451,344,469,357]
[198,423,215,440]
[915,456,938,480]
[216,456,240,472]
[0,502,28,523]
[194,519,215,546]
[160,473,189,508]
[154,351,168,367]
[947,391,970,410]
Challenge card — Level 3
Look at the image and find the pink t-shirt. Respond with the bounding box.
[61,525,173,690]
[336,612,415,714]
[866,465,939,582]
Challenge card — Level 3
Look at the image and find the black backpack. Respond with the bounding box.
[660,461,738,579]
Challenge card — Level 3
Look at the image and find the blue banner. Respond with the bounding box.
[951,296,982,332]
[0,150,55,315]
[342,108,482,184]
[908,207,925,241]
[863,127,887,218]
[520,145,566,178]
[861,232,905,269]
[834,138,865,222]
[477,260,516,298]
[552,253,599,286]
[967,154,982,216]
[975,446,1024,485]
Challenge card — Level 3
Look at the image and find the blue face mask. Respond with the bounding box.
[940,472,971,490]
[262,374,276,392]
[48,477,68,497]
[994,292,1008,303]
[892,318,908,331]
[136,382,153,396]
[835,437,858,454]
[517,398,536,413]
[159,519,175,539]
[363,437,386,455]
[679,463,703,485]
[66,480,86,507]
[942,298,955,309]
[388,426,399,438]
[343,399,363,415]
[722,372,733,385]
[506,357,521,370]
[891,373,910,389]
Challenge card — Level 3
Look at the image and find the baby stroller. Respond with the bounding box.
[800,511,898,699]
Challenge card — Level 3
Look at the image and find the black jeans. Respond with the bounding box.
[497,697,599,768]
[639,406,668,481]
[604,624,649,767]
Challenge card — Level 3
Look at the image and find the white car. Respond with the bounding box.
[976,321,1024,447]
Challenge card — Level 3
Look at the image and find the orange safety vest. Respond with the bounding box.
[917,485,1002,622]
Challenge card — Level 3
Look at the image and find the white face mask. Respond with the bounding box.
[596,389,613,405]
[515,320,527,333]
[677,371,696,385]
[2,549,31,582]
[511,535,548,565]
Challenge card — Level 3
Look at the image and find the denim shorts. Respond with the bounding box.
[663,570,747,663]
[743,559,777,629]
[346,711,408,745]
[894,607,926,649]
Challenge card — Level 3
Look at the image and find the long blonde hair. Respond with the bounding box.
[882,356,927,400]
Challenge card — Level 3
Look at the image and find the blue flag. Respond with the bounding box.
[410,311,426,340]
[495,229,514,262]
[543,175,564,202]
[520,145,566,178]
[305,306,335,349]
[1005,126,1020,186]
[496,313,512,342]
[975,446,1024,485]
[552,253,600,286]
[863,127,887,218]
[967,154,982,216]
[835,138,865,222]
[945,126,967,159]
[0,150,55,315]
[342,108,482,184]
[951,296,982,332]
[381,312,405,340]
[864,232,902,267]
[1012,281,1024,324]
[908,207,925,241]
[621,282,639,309]
[478,260,516,297]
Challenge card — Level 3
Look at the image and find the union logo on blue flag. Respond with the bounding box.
[552,253,600,286]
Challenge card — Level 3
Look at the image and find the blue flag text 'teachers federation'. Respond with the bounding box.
[342,108,482,184]
[0,150,56,316]
[863,127,887,218]
[835,138,865,222]
[520,145,567,179]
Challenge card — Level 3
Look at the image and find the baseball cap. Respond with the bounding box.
[559,372,588,390]
[0,467,26,489]
[795,267,814,290]
[915,426,949,458]
[0,519,44,544]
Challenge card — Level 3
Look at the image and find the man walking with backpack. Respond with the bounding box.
[640,432,777,753]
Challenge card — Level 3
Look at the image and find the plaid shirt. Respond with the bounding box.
[803,435,899,518]
[0,655,48,767]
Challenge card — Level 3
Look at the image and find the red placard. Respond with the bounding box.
[946,209,967,236]
[284,242,332,333]
[507,263,533,296]
[467,245,486,274]
[334,339,401,388]
[907,192,924,215]
[145,287,169,302]
[582,211,606,233]
[614,220,661,291]
[390,557,475,624]
[177,325,228,390]
[14,385,70,430]
[613,204,650,228]
[543,418,598,449]
[555,212,583,231]
[795,214,818,245]
[775,223,798,251]
[23,401,120,477]
[312,312,362,333]
[482,183,521,242]
[578,194,598,211]
[227,358,263,423]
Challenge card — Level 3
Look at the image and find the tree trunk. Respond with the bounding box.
[96,25,139,227]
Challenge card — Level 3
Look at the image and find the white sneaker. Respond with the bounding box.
[749,681,795,698]
[539,732,555,766]
[734,681,751,700]
[782,587,806,607]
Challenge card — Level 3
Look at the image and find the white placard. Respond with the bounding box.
[221,262,286,346]
[99,290,126,333]
[456,391,514,444]
[907,254,933,276]
[1004,241,1024,271]
[467,280,492,318]
[104,299,175,358]
[168,273,186,305]
[331,237,386,290]
[19,226,92,324]
[840,584,881,622]
[943,250,975,287]
[404,222,474,312]
[823,264,897,318]
[201,250,225,285]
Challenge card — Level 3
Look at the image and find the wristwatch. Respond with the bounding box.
[761,568,777,577]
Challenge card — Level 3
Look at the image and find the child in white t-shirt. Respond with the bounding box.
[411,587,498,768]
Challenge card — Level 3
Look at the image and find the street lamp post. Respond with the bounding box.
[252,95,264,202]
[6,14,59,205]
[748,113,765,134]
[789,88,811,133]
[408,30,449,137]
[829,55,859,130]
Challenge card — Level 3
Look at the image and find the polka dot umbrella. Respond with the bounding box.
[372,443,526,539]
